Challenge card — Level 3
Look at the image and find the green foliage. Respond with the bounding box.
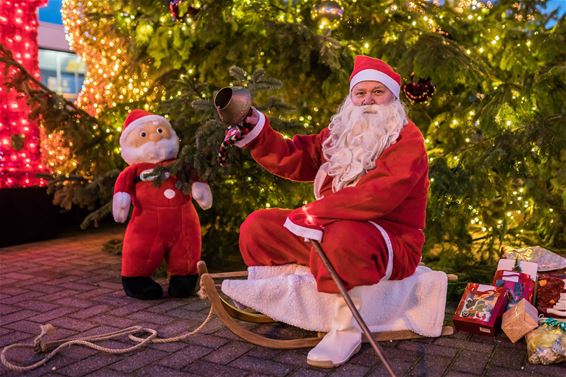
[7,1,566,276]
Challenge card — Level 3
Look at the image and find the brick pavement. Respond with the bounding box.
[1,228,565,376]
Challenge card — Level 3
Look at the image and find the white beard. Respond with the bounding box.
[121,136,179,165]
[321,96,407,192]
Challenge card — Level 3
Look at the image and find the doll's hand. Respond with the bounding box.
[191,182,213,210]
[112,192,131,223]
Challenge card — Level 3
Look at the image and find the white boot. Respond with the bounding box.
[307,295,362,368]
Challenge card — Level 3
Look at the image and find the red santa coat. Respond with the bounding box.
[114,161,201,277]
[237,112,429,293]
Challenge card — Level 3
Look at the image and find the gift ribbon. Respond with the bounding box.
[540,317,566,332]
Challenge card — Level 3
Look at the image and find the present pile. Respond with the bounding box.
[452,246,566,365]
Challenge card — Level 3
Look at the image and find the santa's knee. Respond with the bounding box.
[239,209,272,264]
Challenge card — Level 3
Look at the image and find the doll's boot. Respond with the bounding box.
[307,295,362,368]
[121,276,163,300]
[168,274,198,298]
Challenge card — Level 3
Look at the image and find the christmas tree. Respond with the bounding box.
[4,0,565,276]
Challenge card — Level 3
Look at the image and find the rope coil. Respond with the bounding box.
[1,286,214,372]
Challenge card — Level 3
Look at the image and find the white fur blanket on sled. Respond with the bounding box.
[221,264,448,337]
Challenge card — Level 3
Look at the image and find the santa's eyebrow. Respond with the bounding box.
[354,84,387,93]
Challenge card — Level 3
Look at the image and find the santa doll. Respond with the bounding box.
[113,109,212,300]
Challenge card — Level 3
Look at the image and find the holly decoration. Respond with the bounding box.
[169,0,182,21]
[402,75,436,104]
[169,0,199,21]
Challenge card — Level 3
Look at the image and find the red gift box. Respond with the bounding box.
[492,270,536,308]
[453,283,509,336]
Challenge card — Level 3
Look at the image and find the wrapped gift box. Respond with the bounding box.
[502,298,539,343]
[453,283,508,336]
[493,259,537,309]
[536,272,566,318]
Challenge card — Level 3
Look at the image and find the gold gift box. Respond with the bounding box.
[502,298,539,343]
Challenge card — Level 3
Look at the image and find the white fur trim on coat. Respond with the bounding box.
[369,221,394,281]
[283,218,323,242]
[234,111,266,148]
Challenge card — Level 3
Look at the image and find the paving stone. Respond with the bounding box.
[91,315,136,328]
[352,345,421,367]
[366,360,414,377]
[54,297,97,309]
[108,348,168,373]
[0,309,40,325]
[451,350,489,375]
[48,317,98,332]
[157,344,213,369]
[145,300,188,314]
[84,370,131,377]
[272,349,309,366]
[0,303,20,315]
[127,311,176,325]
[134,365,201,377]
[434,337,495,354]
[287,368,328,377]
[28,308,80,324]
[15,300,60,312]
[0,286,29,296]
[182,359,249,377]
[490,344,525,368]
[106,301,155,316]
[229,355,293,376]
[185,333,230,349]
[522,363,566,377]
[1,291,44,305]
[329,362,370,377]
[484,366,545,376]
[203,340,253,364]
[445,372,483,377]
[68,305,110,320]
[58,354,122,376]
[407,354,452,377]
[397,340,458,357]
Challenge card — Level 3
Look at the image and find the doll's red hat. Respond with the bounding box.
[349,55,401,98]
[120,109,171,145]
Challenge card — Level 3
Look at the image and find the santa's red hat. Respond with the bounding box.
[120,109,172,145]
[349,55,401,98]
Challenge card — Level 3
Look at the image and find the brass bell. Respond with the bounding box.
[214,87,252,125]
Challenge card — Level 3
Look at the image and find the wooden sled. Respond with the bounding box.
[197,261,456,349]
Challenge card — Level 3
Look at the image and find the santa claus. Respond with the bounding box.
[232,56,429,367]
[113,110,212,300]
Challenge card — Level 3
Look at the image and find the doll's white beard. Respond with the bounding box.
[121,137,179,165]
[321,96,407,192]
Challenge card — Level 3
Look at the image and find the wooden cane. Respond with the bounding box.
[310,240,397,377]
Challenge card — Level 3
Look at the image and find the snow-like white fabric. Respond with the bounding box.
[221,264,447,337]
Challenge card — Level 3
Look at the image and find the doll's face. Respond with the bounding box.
[121,120,179,165]
[123,120,173,148]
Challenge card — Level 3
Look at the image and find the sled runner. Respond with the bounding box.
[197,261,456,349]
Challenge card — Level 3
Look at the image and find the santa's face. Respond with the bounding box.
[321,93,407,192]
[121,120,179,165]
[350,81,395,106]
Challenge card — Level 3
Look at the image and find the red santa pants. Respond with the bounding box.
[239,208,420,293]
[121,204,201,277]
